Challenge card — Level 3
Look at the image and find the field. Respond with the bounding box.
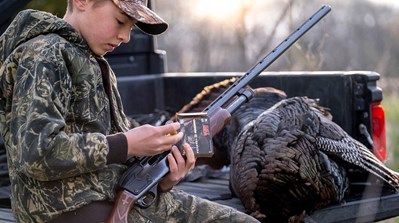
[383,94,399,171]
[379,94,399,223]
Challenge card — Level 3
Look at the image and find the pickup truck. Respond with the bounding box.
[1,1,399,222]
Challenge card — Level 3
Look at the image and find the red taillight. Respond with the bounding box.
[371,102,387,161]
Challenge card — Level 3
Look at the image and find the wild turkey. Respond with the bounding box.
[168,78,399,222]
[230,96,399,222]
[176,81,350,222]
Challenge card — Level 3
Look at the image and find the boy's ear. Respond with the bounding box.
[72,0,89,11]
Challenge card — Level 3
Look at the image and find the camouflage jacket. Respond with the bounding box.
[0,10,133,222]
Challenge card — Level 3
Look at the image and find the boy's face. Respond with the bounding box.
[77,0,136,56]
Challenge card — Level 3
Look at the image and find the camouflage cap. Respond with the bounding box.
[112,0,168,35]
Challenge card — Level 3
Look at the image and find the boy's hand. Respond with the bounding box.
[124,122,183,157]
[158,143,196,192]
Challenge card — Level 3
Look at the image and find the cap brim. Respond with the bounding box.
[117,1,168,35]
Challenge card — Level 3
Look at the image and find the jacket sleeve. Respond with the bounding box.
[9,39,126,181]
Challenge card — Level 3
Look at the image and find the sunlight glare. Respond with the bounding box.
[193,0,243,22]
[368,0,399,7]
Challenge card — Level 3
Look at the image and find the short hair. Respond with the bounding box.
[66,0,107,14]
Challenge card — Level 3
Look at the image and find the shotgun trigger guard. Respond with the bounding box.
[136,185,157,208]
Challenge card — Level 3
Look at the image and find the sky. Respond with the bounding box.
[368,0,399,8]
[188,0,399,25]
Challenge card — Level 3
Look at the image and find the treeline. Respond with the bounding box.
[23,0,399,80]
[154,0,399,80]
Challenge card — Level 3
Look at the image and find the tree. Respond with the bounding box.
[25,0,67,17]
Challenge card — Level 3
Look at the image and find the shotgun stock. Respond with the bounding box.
[106,5,331,223]
[105,190,138,223]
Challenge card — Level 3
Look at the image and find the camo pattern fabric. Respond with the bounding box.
[129,189,260,223]
[113,0,166,24]
[0,10,131,222]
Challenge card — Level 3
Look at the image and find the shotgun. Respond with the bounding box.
[105,5,331,223]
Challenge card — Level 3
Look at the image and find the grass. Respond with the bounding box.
[382,94,399,170]
[378,94,399,223]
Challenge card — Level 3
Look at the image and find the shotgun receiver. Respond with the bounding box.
[105,5,331,223]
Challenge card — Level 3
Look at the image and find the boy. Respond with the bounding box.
[0,0,259,222]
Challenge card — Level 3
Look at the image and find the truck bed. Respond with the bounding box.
[174,166,399,222]
[116,70,399,222]
[1,171,399,222]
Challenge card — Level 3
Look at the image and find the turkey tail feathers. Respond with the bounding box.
[316,136,399,191]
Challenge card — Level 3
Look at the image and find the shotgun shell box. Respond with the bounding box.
[176,112,213,157]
